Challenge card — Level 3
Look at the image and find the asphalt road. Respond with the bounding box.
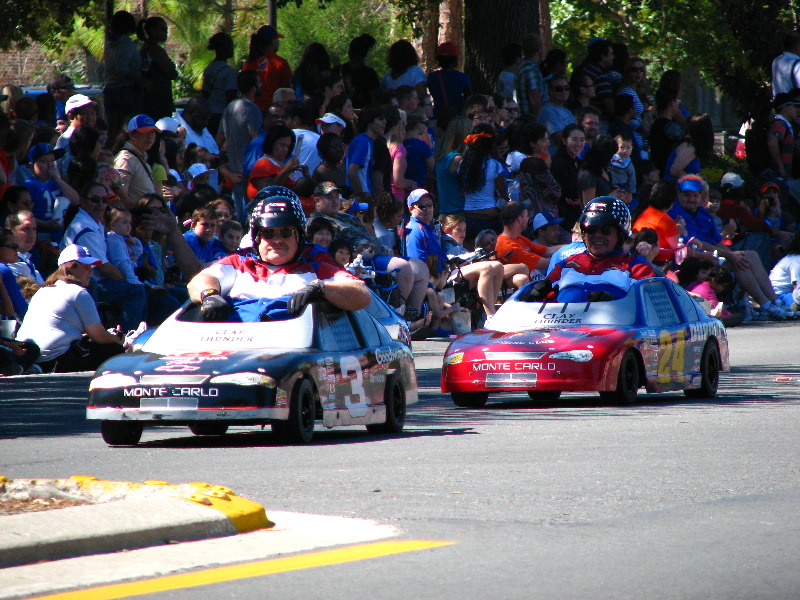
[2,322,800,599]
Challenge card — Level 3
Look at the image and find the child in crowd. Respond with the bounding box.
[104,206,144,286]
[403,111,434,189]
[328,239,353,269]
[23,143,79,244]
[306,216,335,249]
[132,208,163,286]
[609,132,636,204]
[219,219,243,255]
[678,256,740,325]
[183,207,224,265]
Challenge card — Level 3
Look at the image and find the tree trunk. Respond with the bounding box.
[419,2,440,73]
[440,0,463,68]
[463,0,539,94]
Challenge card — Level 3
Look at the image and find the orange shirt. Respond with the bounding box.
[495,234,548,273]
[243,51,292,111]
[632,206,679,262]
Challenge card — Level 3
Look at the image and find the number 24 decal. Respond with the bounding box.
[657,329,685,383]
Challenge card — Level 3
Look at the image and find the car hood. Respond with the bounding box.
[445,326,632,355]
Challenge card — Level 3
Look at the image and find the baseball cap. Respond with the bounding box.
[257,25,284,41]
[760,181,780,194]
[127,114,158,133]
[316,113,346,128]
[407,188,433,209]
[247,161,280,199]
[678,177,704,193]
[313,181,342,196]
[532,212,564,231]
[156,116,180,134]
[187,163,210,178]
[437,42,459,57]
[344,199,370,215]
[720,172,743,189]
[28,142,66,164]
[58,244,102,266]
[64,94,93,115]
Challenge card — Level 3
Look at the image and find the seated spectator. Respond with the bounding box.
[104,206,143,285]
[5,210,43,284]
[218,219,244,255]
[312,132,347,190]
[328,239,353,269]
[183,207,225,265]
[23,143,79,245]
[632,179,681,263]
[16,244,124,372]
[60,181,147,332]
[628,227,666,277]
[0,228,28,321]
[405,189,504,319]
[372,193,403,255]
[495,202,559,276]
[306,215,335,250]
[769,234,800,309]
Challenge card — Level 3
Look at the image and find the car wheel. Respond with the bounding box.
[527,390,561,401]
[272,379,316,444]
[599,350,640,405]
[367,375,406,434]
[451,392,489,408]
[100,421,143,446]
[189,423,229,436]
[684,341,720,398]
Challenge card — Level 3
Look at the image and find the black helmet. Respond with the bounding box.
[579,196,631,244]
[249,186,307,244]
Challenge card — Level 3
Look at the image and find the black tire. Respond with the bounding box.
[100,421,143,446]
[527,390,561,401]
[599,350,640,405]
[272,379,316,443]
[685,341,721,398]
[367,375,406,434]
[189,423,229,436]
[451,391,489,408]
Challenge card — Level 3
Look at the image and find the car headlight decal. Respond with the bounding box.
[549,350,593,362]
[89,373,138,390]
[209,373,277,387]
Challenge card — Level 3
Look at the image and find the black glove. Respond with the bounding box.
[287,280,325,316]
[200,294,230,322]
[521,279,553,302]
[588,290,616,302]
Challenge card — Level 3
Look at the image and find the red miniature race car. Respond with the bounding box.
[441,277,729,406]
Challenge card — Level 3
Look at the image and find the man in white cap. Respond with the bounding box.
[531,211,565,248]
[55,94,96,177]
[404,189,504,319]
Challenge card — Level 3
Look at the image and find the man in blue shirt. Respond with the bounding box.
[668,176,792,318]
[404,189,504,319]
[345,105,386,194]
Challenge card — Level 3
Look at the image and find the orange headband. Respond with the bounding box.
[464,132,492,145]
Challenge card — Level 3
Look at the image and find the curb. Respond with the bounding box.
[0,475,272,568]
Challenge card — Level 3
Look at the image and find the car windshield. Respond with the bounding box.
[141,307,315,353]
[486,282,643,332]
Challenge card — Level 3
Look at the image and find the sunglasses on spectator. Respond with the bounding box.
[0,243,19,250]
[261,227,295,240]
[583,225,615,236]
[87,195,108,204]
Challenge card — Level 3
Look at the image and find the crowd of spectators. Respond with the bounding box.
[2,17,800,372]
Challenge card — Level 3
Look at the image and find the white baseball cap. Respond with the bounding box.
[58,244,102,266]
[316,113,346,128]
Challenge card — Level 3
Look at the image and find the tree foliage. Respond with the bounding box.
[551,0,797,119]
[0,0,100,50]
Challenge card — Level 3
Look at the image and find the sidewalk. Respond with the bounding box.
[0,476,270,569]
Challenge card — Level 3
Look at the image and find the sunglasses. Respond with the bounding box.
[0,243,19,250]
[261,227,295,240]
[584,225,615,236]
[414,203,434,210]
[87,195,108,204]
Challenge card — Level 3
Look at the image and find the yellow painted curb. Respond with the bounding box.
[0,475,273,533]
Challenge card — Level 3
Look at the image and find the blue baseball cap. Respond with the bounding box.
[127,114,158,133]
[28,142,65,164]
[257,25,284,41]
[345,199,370,215]
[532,212,564,230]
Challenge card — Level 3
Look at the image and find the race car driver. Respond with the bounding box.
[525,196,655,303]
[187,186,371,321]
